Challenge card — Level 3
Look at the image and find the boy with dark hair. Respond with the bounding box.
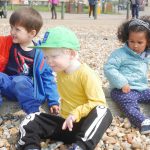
[0,7,59,114]
[16,26,112,150]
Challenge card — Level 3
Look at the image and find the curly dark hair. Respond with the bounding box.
[117,16,150,45]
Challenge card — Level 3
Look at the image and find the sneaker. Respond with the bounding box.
[48,141,64,150]
[25,148,40,150]
[24,145,40,150]
[16,143,40,150]
[15,144,22,150]
[68,143,83,150]
[141,119,150,134]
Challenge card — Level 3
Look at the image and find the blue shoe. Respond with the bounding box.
[68,143,83,150]
[141,119,150,134]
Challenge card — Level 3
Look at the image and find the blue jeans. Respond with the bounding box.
[0,73,42,114]
[111,89,150,128]
[131,4,139,18]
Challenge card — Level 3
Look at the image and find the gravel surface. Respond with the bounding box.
[0,9,150,150]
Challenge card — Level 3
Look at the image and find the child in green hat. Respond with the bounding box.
[17,26,112,150]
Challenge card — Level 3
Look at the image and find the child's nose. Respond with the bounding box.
[134,43,138,48]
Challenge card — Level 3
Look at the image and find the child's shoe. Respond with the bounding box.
[24,145,40,150]
[25,149,40,150]
[141,119,150,134]
[15,144,22,150]
[68,143,83,150]
[48,141,64,150]
[16,144,40,150]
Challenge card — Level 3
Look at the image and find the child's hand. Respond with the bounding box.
[49,105,59,115]
[62,115,75,131]
[122,84,130,93]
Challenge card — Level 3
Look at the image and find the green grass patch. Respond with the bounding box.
[7,4,50,11]
[6,3,119,14]
[7,3,89,13]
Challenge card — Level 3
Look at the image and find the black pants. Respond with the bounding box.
[131,4,139,18]
[18,106,112,150]
[51,4,57,19]
[89,4,95,17]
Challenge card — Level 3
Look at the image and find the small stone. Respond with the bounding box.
[131,141,142,149]
[124,121,131,129]
[116,132,125,138]
[41,142,48,149]
[121,141,131,150]
[146,145,150,150]
[126,134,134,144]
[113,143,121,150]
[103,136,117,144]
[0,127,3,136]
[0,139,7,148]
[9,127,18,135]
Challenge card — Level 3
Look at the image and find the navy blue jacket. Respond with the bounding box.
[88,0,97,5]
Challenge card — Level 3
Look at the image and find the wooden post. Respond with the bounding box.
[94,1,98,19]
[61,1,65,19]
[29,0,32,6]
[11,2,13,10]
[126,0,130,20]
[3,0,7,18]
[102,0,105,13]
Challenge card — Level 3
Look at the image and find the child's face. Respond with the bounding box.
[44,48,73,72]
[10,24,36,45]
[128,31,148,54]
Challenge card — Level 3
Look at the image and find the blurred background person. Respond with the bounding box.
[130,0,140,18]
[88,0,97,18]
[49,0,59,19]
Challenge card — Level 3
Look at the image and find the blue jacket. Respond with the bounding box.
[104,44,150,91]
[88,0,97,5]
[33,48,59,107]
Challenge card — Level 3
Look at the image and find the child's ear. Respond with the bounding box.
[70,50,77,58]
[30,30,37,37]
[147,40,150,48]
[148,40,150,46]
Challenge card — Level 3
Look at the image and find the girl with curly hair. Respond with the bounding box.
[104,16,150,134]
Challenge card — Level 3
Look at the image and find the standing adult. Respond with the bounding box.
[130,0,140,19]
[88,0,97,18]
[49,0,59,19]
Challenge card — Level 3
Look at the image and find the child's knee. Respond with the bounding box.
[12,76,33,90]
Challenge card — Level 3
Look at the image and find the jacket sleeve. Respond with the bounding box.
[104,51,128,89]
[0,36,12,72]
[41,63,60,107]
